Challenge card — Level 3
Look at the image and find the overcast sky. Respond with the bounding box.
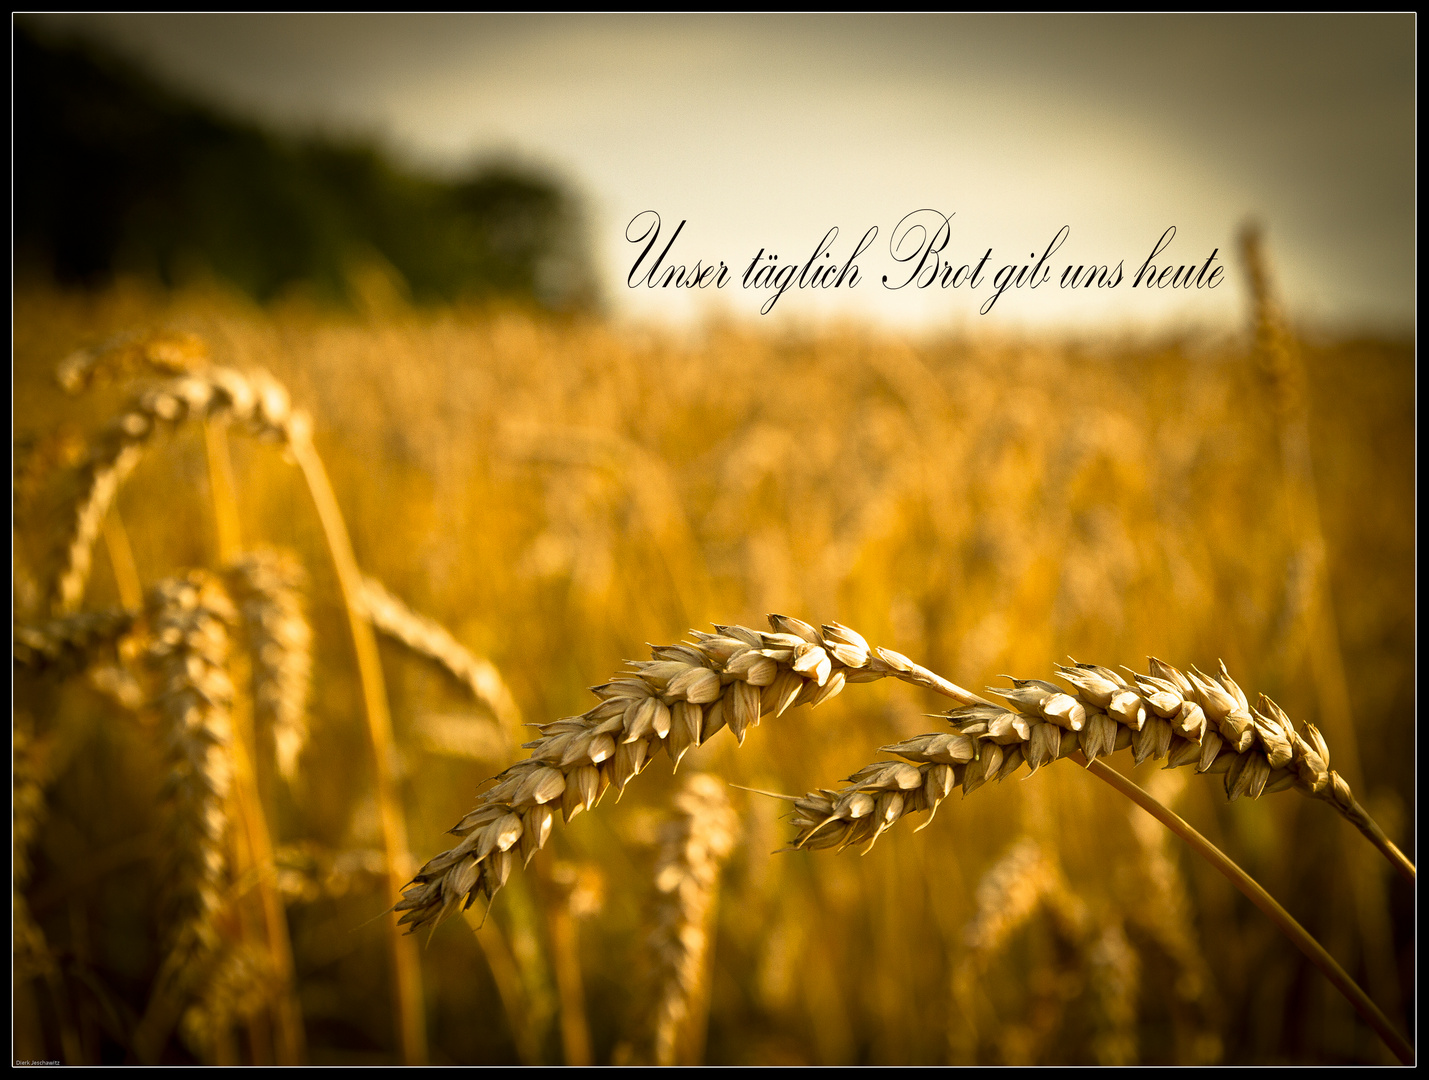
[24,14,1415,333]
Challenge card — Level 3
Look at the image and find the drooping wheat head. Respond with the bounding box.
[398,614,970,934]
[787,653,1371,856]
[358,574,522,740]
[53,365,309,615]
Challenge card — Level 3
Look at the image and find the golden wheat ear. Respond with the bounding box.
[782,644,1413,1066]
[644,774,739,1065]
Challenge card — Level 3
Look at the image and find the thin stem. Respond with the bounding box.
[463,908,541,1066]
[540,882,593,1065]
[205,420,307,1063]
[287,428,427,1065]
[1324,789,1416,886]
[1079,754,1412,1065]
[100,509,143,611]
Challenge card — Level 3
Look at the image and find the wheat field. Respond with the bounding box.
[12,273,1414,1064]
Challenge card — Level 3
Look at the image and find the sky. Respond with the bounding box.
[22,14,1416,333]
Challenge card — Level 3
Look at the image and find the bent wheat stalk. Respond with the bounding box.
[1083,754,1411,1065]
[52,365,307,615]
[285,428,428,1065]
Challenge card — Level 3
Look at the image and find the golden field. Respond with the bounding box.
[12,275,1414,1064]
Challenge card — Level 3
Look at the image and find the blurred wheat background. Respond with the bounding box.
[14,270,1414,1064]
[12,14,1415,1068]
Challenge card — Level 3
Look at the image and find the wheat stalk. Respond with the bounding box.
[649,774,739,1066]
[283,425,428,1063]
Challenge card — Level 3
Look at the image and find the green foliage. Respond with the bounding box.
[13,24,598,311]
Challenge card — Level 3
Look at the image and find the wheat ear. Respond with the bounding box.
[949,838,1100,1063]
[649,774,739,1066]
[785,657,1411,882]
[178,942,279,1064]
[779,653,1413,1064]
[56,329,209,394]
[13,714,85,1064]
[225,551,313,782]
[128,571,241,1063]
[144,571,238,968]
[400,614,943,934]
[358,574,523,741]
[52,365,306,615]
[14,607,136,674]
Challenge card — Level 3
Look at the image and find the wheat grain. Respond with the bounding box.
[225,550,313,782]
[53,365,310,615]
[649,774,739,1066]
